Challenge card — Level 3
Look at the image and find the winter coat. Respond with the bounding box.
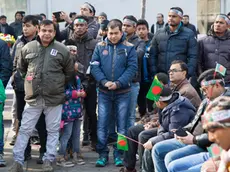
[62,75,85,121]
[17,37,74,106]
[149,92,196,145]
[0,39,12,88]
[10,21,22,39]
[91,34,138,93]
[150,23,198,78]
[171,79,201,109]
[198,29,230,84]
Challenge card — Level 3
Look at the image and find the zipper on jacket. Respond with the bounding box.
[111,45,116,81]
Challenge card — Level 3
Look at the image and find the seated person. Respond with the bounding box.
[121,85,196,172]
[152,69,230,172]
[201,96,230,172]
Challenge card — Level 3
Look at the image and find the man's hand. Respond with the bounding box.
[144,122,152,130]
[108,82,117,90]
[52,15,57,25]
[105,81,113,88]
[176,131,194,145]
[60,12,72,24]
[143,141,153,150]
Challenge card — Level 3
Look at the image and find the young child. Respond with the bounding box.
[57,74,86,167]
[0,80,6,167]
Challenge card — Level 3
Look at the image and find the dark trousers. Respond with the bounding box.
[123,124,158,170]
[15,91,31,156]
[137,82,154,117]
[83,83,97,142]
[15,90,47,155]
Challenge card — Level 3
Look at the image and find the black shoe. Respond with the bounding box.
[90,142,96,151]
[9,135,17,146]
[37,153,44,164]
[31,136,40,145]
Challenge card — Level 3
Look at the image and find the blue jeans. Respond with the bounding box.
[96,91,130,158]
[152,138,205,172]
[167,152,209,172]
[127,82,140,129]
[59,119,81,155]
[0,104,4,154]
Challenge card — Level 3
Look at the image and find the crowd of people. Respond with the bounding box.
[0,2,230,172]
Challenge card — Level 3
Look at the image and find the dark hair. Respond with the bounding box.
[183,15,189,18]
[22,15,39,26]
[107,19,123,31]
[123,15,138,24]
[198,69,225,87]
[170,7,184,15]
[15,11,23,18]
[69,12,77,18]
[171,60,188,76]
[39,20,56,30]
[137,19,149,30]
[227,12,230,17]
[160,86,173,103]
[84,2,96,16]
[0,15,7,19]
[40,13,46,19]
[157,13,164,18]
[156,73,169,85]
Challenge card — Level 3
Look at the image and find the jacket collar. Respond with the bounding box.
[162,92,182,113]
[171,79,189,92]
[36,36,55,47]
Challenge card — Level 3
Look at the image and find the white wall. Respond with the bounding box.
[27,0,197,27]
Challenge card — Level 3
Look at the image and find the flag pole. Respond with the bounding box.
[117,132,144,146]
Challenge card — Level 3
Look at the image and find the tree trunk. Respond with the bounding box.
[141,0,146,19]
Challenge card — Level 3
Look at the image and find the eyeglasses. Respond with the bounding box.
[168,69,183,74]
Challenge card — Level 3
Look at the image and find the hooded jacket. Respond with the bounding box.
[149,92,196,144]
[198,29,230,84]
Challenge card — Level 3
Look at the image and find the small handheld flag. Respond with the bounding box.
[215,63,226,76]
[207,143,222,158]
[117,133,128,151]
[146,76,163,101]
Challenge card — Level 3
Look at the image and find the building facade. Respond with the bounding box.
[0,0,229,34]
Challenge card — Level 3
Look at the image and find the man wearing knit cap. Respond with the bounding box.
[202,96,230,172]
[98,12,107,24]
[122,15,145,129]
[150,7,197,81]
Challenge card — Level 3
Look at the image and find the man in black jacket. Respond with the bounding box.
[122,15,145,129]
[150,7,197,79]
[65,15,98,149]
[0,15,16,39]
[182,15,197,38]
[198,14,230,87]
[136,19,155,117]
[151,69,230,172]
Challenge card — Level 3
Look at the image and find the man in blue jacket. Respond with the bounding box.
[150,7,197,79]
[0,39,12,88]
[91,19,137,167]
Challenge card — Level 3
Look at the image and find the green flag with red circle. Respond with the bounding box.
[207,143,222,158]
[215,63,226,76]
[146,76,163,101]
[117,133,128,151]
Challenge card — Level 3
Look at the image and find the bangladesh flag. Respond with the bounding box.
[207,143,222,158]
[117,133,128,151]
[146,76,163,101]
[215,63,226,76]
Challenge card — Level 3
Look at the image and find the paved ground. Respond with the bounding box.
[1,89,140,172]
